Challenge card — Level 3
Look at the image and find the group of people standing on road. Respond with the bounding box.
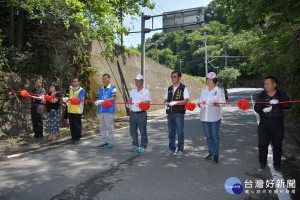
[28,71,291,173]
[94,70,224,162]
[29,76,85,143]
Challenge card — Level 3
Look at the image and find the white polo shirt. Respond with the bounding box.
[198,86,226,122]
[130,88,151,112]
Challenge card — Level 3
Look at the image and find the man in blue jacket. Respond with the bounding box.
[95,74,117,148]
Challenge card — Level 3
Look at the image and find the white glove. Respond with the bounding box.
[126,103,131,108]
[200,104,206,109]
[165,103,169,110]
[39,95,45,101]
[94,100,104,106]
[263,106,273,113]
[63,97,69,103]
[169,101,177,107]
[270,99,279,105]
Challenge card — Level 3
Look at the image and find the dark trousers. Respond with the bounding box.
[258,118,284,166]
[64,106,69,120]
[167,113,184,152]
[69,113,82,141]
[31,105,44,138]
[129,111,148,148]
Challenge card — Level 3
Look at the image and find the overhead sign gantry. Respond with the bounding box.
[138,7,205,86]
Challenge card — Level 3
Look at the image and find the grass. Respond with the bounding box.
[183,73,206,84]
[125,47,141,56]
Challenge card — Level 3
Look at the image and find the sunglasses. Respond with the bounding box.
[171,76,178,78]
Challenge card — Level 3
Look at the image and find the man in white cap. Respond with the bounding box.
[127,75,151,153]
[198,72,225,163]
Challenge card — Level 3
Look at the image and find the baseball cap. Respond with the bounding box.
[135,75,144,80]
[206,72,217,79]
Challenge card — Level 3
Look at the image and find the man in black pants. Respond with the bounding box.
[254,76,291,173]
[29,77,46,140]
[63,76,85,144]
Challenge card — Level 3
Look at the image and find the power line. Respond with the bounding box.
[151,0,166,12]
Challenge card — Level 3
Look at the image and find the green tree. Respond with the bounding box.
[218,0,300,113]
[158,48,177,69]
[109,0,154,46]
[205,0,226,24]
[218,68,241,89]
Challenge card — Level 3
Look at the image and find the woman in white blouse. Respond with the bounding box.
[198,72,226,163]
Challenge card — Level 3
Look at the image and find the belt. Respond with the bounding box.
[32,104,43,106]
[131,111,145,113]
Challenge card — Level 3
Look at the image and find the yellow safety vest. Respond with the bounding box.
[68,87,84,114]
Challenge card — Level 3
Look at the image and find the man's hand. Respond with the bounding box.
[63,97,69,103]
[165,103,169,110]
[169,101,177,107]
[39,95,45,101]
[263,106,273,113]
[270,99,279,105]
[94,100,104,106]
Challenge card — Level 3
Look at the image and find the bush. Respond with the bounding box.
[218,68,241,89]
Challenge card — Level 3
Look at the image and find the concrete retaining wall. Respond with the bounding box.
[88,41,206,117]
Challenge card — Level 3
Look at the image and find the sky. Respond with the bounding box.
[123,0,212,47]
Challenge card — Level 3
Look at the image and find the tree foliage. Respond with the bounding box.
[141,0,299,113]
[0,0,154,71]
[218,0,300,114]
[217,68,241,89]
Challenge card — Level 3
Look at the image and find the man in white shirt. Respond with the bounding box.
[164,71,189,158]
[128,75,151,153]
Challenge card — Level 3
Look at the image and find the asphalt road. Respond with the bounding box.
[0,88,285,200]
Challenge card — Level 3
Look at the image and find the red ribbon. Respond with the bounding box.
[139,102,150,111]
[102,100,113,108]
[44,94,54,101]
[19,90,29,97]
[185,102,196,111]
[70,98,81,105]
[8,90,300,111]
[8,90,14,95]
[237,99,250,110]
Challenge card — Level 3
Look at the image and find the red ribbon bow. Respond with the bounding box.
[102,100,113,108]
[70,98,81,105]
[44,94,54,101]
[8,90,14,95]
[184,102,196,111]
[238,99,250,110]
[20,90,29,98]
[139,102,150,111]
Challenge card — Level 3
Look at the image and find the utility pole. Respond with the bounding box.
[141,12,151,87]
[225,50,227,68]
[204,32,208,75]
[179,59,184,72]
[151,43,158,63]
[141,12,145,86]
[198,32,208,76]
